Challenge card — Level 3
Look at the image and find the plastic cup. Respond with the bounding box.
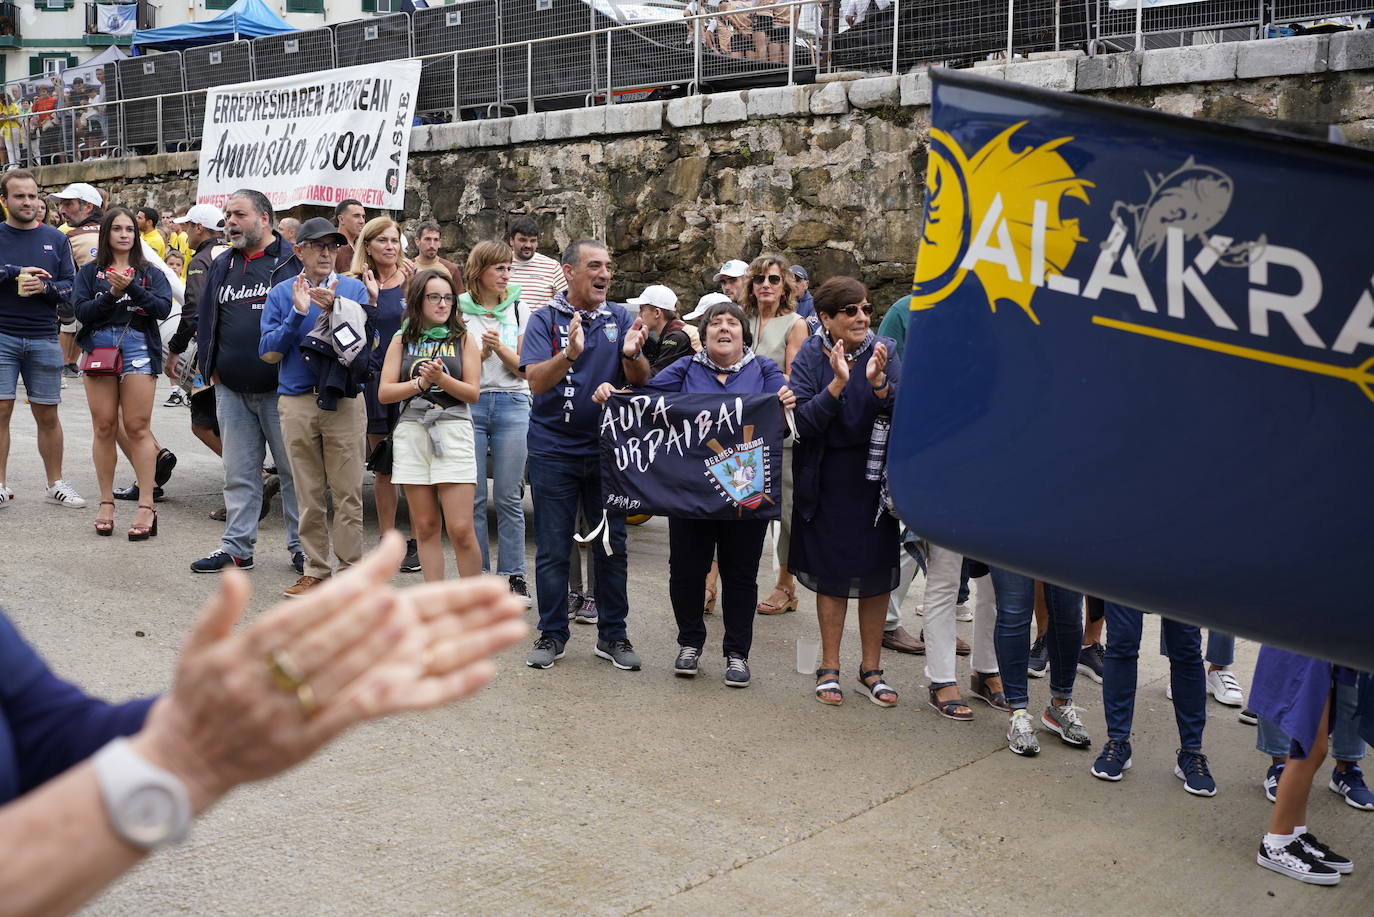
[795,637,820,675]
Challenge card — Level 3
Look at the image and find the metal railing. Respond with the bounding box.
[0,0,1366,171]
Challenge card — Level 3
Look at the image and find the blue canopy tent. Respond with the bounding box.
[131,0,296,52]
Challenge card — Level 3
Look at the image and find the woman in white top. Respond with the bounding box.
[457,240,533,604]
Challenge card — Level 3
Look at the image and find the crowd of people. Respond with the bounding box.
[1,74,109,170]
[0,170,1370,889]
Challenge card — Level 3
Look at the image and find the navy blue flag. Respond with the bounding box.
[599,391,783,520]
[889,69,1374,669]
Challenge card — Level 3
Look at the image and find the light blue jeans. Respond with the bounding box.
[216,385,299,560]
[470,390,530,576]
[1256,680,1367,762]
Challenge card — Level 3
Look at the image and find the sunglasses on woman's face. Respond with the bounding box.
[752,274,783,286]
[838,302,874,317]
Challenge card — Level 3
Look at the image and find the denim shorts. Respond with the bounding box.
[87,325,154,379]
[0,330,62,404]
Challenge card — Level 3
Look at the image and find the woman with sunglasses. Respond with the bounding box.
[72,206,173,540]
[788,277,902,707]
[349,216,416,569]
[740,254,808,616]
[377,269,482,581]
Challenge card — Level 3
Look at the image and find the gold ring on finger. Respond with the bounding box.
[265,648,307,693]
[295,682,319,717]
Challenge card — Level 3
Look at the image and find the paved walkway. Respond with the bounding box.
[1,381,1369,915]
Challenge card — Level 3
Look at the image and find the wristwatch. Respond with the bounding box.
[93,738,192,849]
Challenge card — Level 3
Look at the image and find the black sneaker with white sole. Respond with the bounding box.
[724,654,751,687]
[594,638,641,671]
[508,575,532,607]
[674,646,700,677]
[191,550,254,573]
[400,538,422,573]
[1297,833,1353,874]
[1256,839,1342,885]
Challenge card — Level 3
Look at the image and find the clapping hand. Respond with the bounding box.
[867,340,889,389]
[307,277,339,313]
[481,328,502,359]
[291,274,312,315]
[622,317,646,358]
[418,359,444,387]
[127,532,527,814]
[566,313,585,360]
[362,268,380,305]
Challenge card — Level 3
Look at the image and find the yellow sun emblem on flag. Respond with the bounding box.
[911,123,1093,324]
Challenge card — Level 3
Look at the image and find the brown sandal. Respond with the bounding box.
[128,503,158,541]
[756,584,797,615]
[94,500,115,536]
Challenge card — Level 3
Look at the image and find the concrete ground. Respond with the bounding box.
[1,379,1370,916]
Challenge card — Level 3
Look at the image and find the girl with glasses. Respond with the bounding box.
[377,269,482,581]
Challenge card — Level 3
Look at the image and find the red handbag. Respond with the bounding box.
[80,324,131,376]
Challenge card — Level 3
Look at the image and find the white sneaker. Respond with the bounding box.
[44,480,87,508]
[0,483,13,506]
[1206,667,1244,707]
[955,601,974,623]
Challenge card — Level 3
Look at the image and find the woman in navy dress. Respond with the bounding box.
[789,277,901,708]
[349,217,413,563]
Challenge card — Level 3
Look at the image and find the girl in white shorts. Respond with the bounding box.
[378,269,483,581]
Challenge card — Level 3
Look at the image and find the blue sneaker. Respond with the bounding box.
[1264,762,1285,803]
[1330,764,1374,810]
[1091,739,1133,781]
[1027,634,1048,678]
[292,551,305,576]
[1175,750,1217,797]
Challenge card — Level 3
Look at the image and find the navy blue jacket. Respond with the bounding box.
[0,613,154,805]
[195,233,300,380]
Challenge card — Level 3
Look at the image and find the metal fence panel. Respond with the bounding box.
[500,0,599,107]
[183,40,255,145]
[334,12,413,68]
[1092,0,1263,45]
[413,1,501,119]
[252,27,336,81]
[1271,1,1374,21]
[116,51,188,152]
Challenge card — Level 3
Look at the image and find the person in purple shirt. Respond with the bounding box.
[518,239,650,672]
[595,300,795,686]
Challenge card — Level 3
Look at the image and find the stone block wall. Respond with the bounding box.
[30,34,1374,311]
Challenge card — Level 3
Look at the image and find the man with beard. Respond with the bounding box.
[412,220,463,290]
[52,182,102,377]
[506,216,565,310]
[188,189,302,576]
[518,239,649,671]
[0,170,84,509]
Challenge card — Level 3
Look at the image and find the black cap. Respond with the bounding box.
[296,217,347,245]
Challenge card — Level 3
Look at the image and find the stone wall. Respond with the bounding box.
[30,32,1374,310]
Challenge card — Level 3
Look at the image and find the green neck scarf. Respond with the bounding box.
[459,283,523,319]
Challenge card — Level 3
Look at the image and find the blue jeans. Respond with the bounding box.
[1204,631,1235,667]
[470,390,530,575]
[1104,602,1206,751]
[990,569,1083,710]
[0,330,62,404]
[1256,680,1367,762]
[528,452,628,644]
[216,385,299,559]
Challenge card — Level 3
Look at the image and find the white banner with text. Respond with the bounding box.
[196,60,421,212]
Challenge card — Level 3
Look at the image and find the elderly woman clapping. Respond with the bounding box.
[594,301,794,687]
[788,277,902,707]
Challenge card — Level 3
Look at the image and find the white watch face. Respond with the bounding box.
[122,785,179,845]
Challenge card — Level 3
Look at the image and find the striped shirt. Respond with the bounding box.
[509,251,566,310]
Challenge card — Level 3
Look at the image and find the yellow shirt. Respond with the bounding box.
[142,229,167,260]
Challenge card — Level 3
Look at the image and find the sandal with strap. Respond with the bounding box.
[857,668,898,708]
[814,668,843,706]
[128,503,158,542]
[94,500,115,536]
[969,671,1011,712]
[757,584,798,615]
[928,681,974,721]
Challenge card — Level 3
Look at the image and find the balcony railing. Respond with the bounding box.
[0,2,20,44]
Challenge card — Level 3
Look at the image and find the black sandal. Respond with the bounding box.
[815,668,842,706]
[928,681,974,721]
[857,668,898,708]
[969,671,1011,712]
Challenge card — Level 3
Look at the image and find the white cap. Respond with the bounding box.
[173,203,225,231]
[626,284,678,312]
[712,259,749,282]
[52,182,102,208]
[684,292,734,321]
